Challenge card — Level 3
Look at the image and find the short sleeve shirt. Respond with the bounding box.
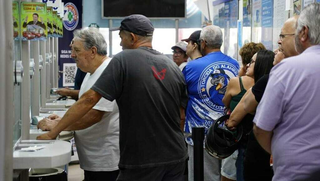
[252,74,269,103]
[76,58,120,172]
[92,47,188,169]
[254,45,320,181]
[182,51,239,145]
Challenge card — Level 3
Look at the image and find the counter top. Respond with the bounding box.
[45,99,75,108]
[13,140,71,169]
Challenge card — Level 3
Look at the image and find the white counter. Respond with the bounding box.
[45,99,75,108]
[13,140,71,169]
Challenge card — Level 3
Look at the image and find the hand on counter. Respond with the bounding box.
[56,88,72,96]
[55,88,79,100]
[37,116,61,131]
[48,114,60,120]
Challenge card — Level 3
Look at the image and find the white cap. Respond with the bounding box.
[171,41,187,52]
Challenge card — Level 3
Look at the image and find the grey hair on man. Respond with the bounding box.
[296,3,320,45]
[200,25,223,49]
[73,28,108,55]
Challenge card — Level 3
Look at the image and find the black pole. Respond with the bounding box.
[192,127,204,181]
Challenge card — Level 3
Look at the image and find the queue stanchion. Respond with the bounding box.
[192,127,204,181]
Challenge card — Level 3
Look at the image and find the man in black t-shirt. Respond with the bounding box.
[38,14,188,181]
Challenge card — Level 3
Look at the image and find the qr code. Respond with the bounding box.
[63,63,77,87]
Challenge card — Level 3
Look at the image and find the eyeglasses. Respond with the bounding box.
[249,59,255,65]
[199,39,207,45]
[279,33,295,40]
[172,51,183,55]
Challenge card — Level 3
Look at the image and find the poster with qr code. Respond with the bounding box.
[63,63,77,87]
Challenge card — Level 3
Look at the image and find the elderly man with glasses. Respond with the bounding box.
[254,3,320,181]
[277,15,300,58]
[171,41,189,70]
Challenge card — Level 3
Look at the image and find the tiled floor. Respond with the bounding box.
[68,163,84,181]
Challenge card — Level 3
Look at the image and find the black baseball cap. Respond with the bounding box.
[116,14,154,36]
[182,30,201,42]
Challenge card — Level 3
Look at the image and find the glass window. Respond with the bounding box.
[98,28,110,55]
[153,28,176,54]
[111,30,121,56]
[111,28,176,56]
[178,28,202,41]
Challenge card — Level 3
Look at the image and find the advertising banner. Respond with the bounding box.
[21,2,48,41]
[243,0,251,27]
[47,6,54,37]
[58,0,82,87]
[53,11,59,37]
[13,1,19,40]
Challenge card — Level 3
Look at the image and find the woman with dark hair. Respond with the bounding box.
[222,50,274,181]
[252,50,274,82]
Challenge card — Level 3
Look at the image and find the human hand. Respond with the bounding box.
[238,66,247,77]
[55,88,71,96]
[37,132,56,140]
[48,114,60,120]
[225,119,239,130]
[37,118,59,131]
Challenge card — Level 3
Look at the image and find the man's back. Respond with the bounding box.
[254,45,320,180]
[92,47,188,169]
[182,51,239,141]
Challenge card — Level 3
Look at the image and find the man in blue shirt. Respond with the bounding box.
[182,25,239,181]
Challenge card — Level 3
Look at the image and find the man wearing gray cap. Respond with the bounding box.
[38,14,188,181]
[171,41,189,70]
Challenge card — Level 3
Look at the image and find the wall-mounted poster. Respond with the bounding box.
[53,11,59,37]
[293,0,302,15]
[58,0,82,88]
[273,0,287,50]
[46,6,54,37]
[21,2,47,41]
[58,17,63,38]
[252,0,262,27]
[13,1,19,40]
[243,0,251,27]
[62,63,77,87]
[242,0,252,45]
[261,0,273,50]
[252,0,262,43]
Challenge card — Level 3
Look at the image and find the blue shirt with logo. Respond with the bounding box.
[182,51,239,145]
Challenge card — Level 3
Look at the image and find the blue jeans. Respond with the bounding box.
[236,147,245,181]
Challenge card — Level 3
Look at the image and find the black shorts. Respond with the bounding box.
[117,161,186,181]
[84,169,119,181]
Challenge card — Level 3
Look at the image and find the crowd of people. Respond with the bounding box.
[37,3,320,181]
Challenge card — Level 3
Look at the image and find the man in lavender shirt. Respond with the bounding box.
[253,3,320,181]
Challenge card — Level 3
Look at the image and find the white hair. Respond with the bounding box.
[296,3,320,45]
[200,25,223,49]
[73,28,108,55]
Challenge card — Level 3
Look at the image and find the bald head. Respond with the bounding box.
[278,16,299,58]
